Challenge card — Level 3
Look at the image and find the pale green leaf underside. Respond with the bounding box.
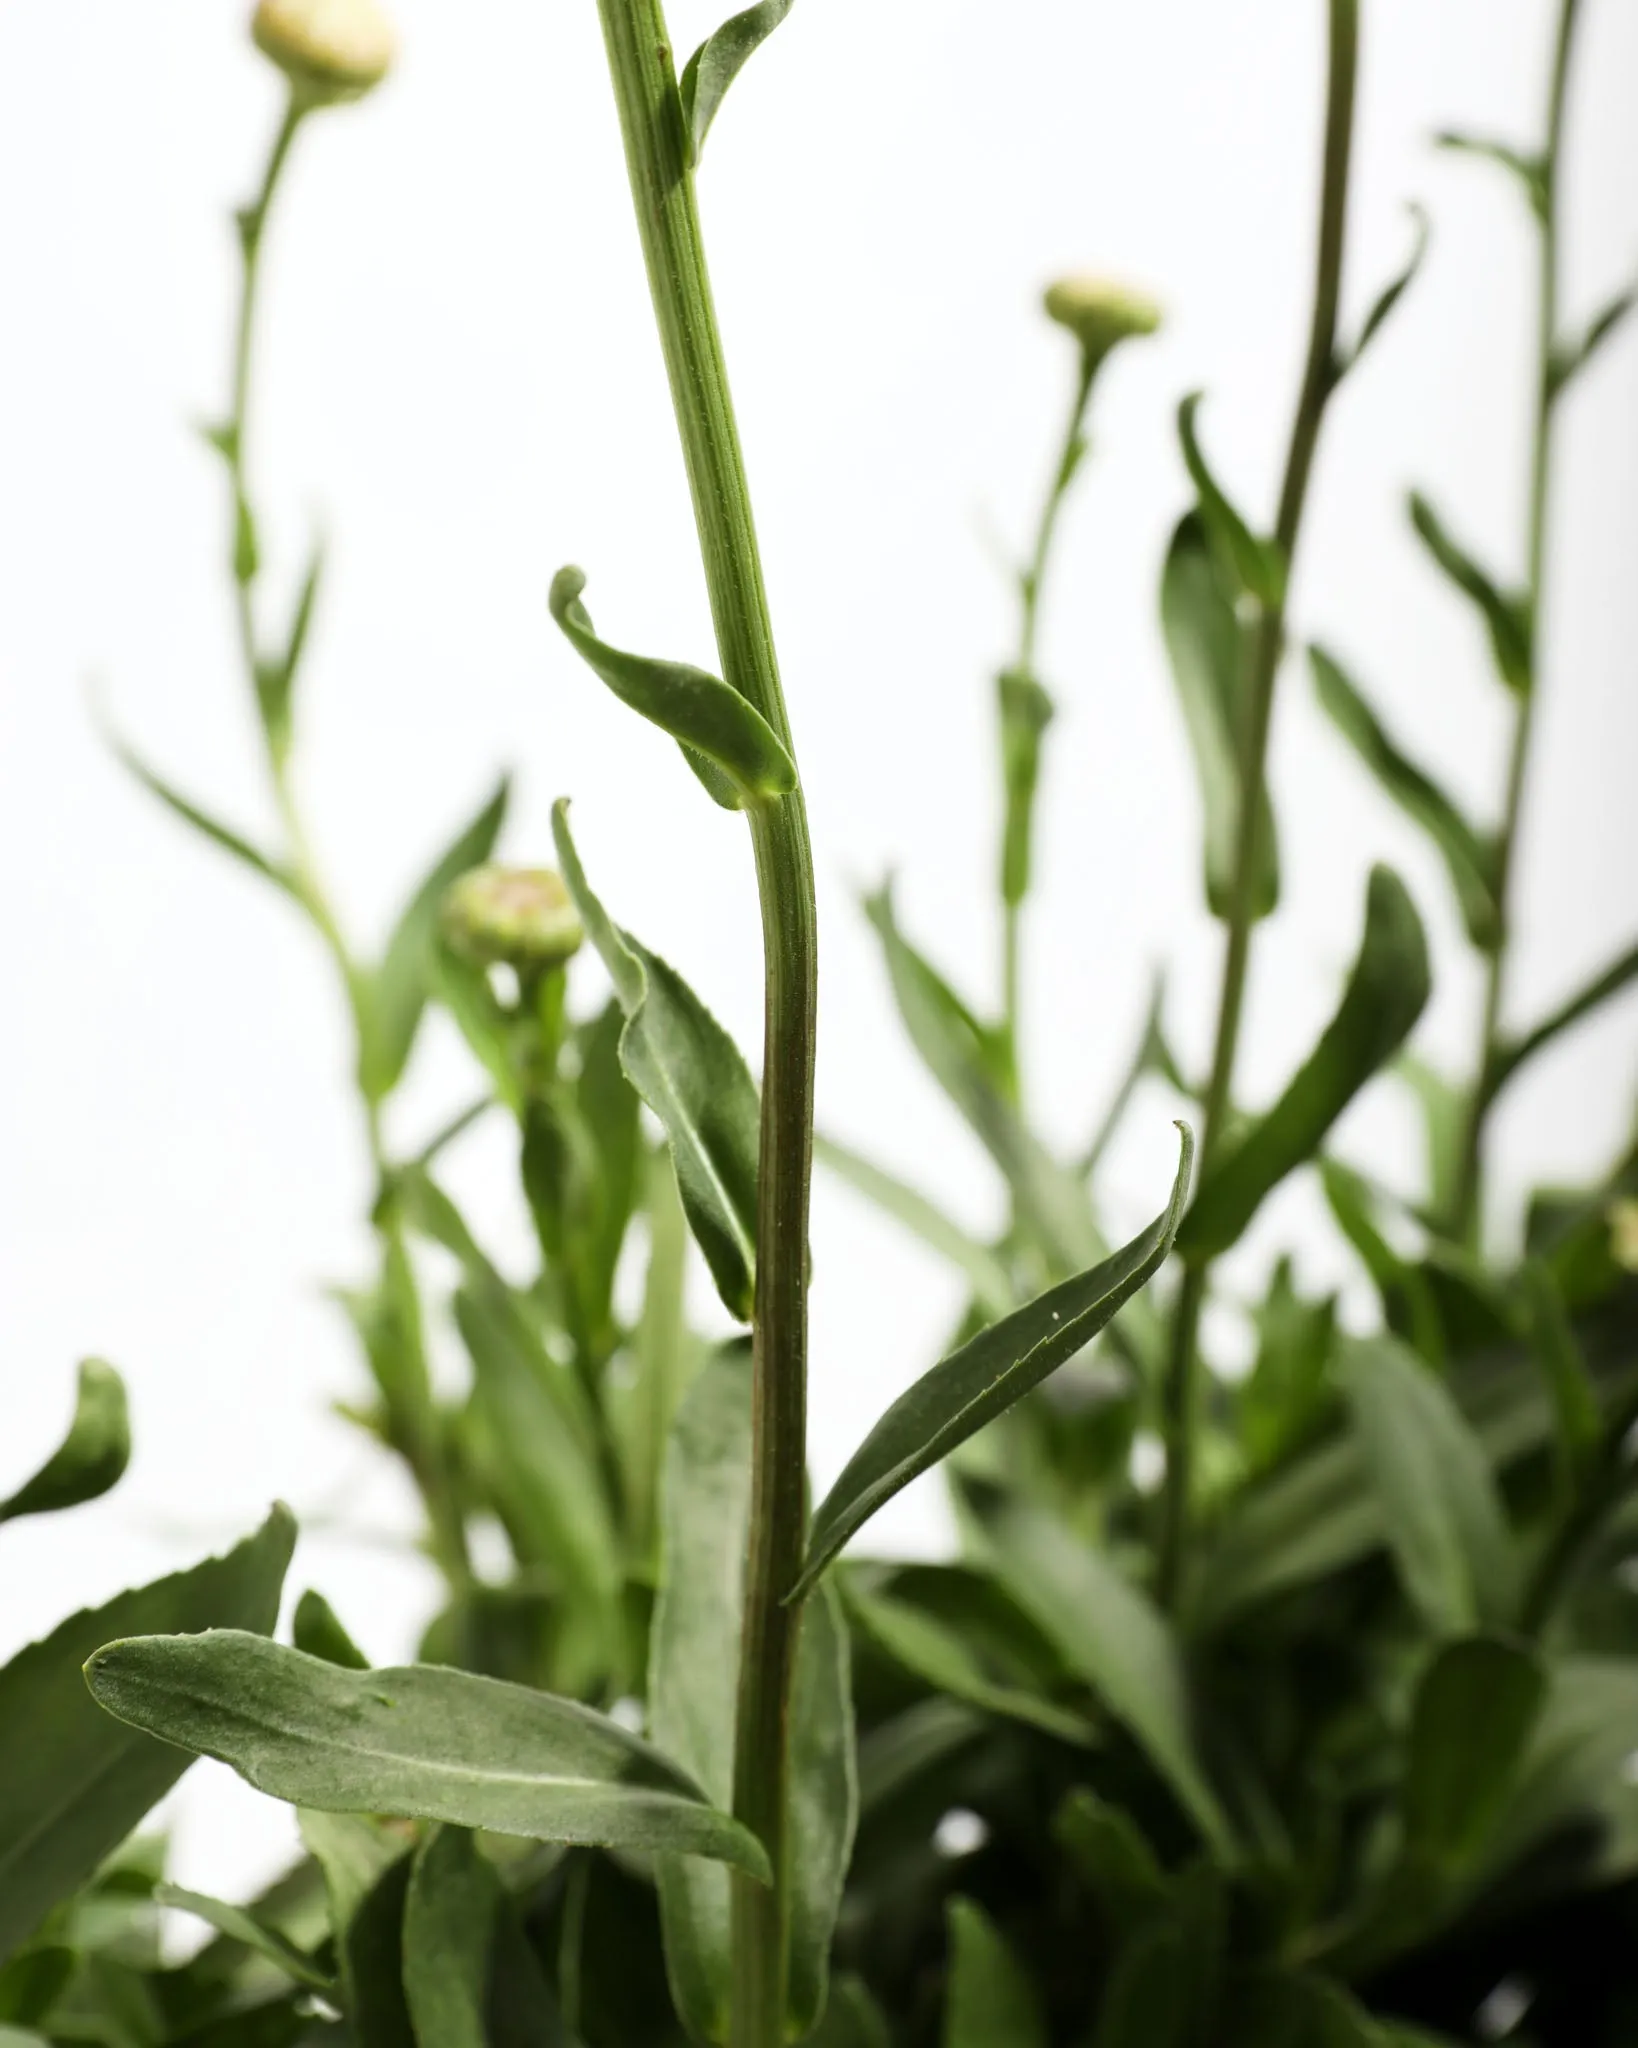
[679,0,796,164]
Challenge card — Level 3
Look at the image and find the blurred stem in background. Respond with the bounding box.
[1157,0,1360,1606]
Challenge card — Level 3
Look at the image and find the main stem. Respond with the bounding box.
[1451,0,1582,1239]
[591,6,817,2040]
[1157,0,1358,1607]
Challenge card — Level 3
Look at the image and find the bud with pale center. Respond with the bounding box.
[1043,275,1164,372]
[441,867,584,975]
[252,0,396,107]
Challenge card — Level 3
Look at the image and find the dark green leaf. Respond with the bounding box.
[1228,1972,1389,2048]
[254,542,323,762]
[292,1590,369,1671]
[942,1898,1046,2048]
[0,1360,129,1524]
[549,568,795,805]
[1519,1258,1601,1492]
[103,715,294,895]
[968,1494,1234,1857]
[1178,868,1430,1259]
[303,1813,415,2048]
[997,667,1055,910]
[1054,1788,1170,1940]
[1160,514,1279,922]
[806,1976,891,2048]
[554,802,761,1319]
[1176,394,1284,608]
[1238,1257,1337,1472]
[1435,129,1548,219]
[85,1633,771,1879]
[154,1884,332,1993]
[359,775,510,1101]
[1491,936,1638,1098]
[1094,1924,1186,2048]
[1549,280,1637,398]
[1341,1337,1518,1632]
[794,1129,1192,1598]
[1484,1656,1638,1881]
[1402,1634,1546,1868]
[1341,203,1430,371]
[1408,492,1533,695]
[1309,645,1498,948]
[815,1132,1016,1322]
[678,0,796,165]
[402,1828,502,2048]
[0,1505,293,1962]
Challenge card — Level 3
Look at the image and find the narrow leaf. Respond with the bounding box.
[1519,1258,1602,1496]
[254,540,323,761]
[1408,492,1533,695]
[794,1128,1192,1599]
[154,1883,333,1992]
[1396,1053,1469,1231]
[1054,1788,1169,1940]
[85,1633,770,1879]
[1342,203,1430,371]
[1550,280,1637,398]
[678,0,796,165]
[0,1505,293,1962]
[359,776,510,1101]
[0,1360,129,1524]
[1309,645,1499,948]
[1402,1634,1546,1868]
[1491,936,1638,1096]
[292,1589,370,1671]
[1178,868,1429,1260]
[554,801,760,1319]
[815,1132,1016,1322]
[402,1828,503,2048]
[1435,130,1548,220]
[942,1898,1046,2048]
[549,568,795,805]
[103,716,294,895]
[1176,395,1284,608]
[1079,970,1189,1175]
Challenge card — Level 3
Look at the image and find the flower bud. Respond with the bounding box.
[1042,274,1163,370]
[441,867,583,974]
[252,0,395,107]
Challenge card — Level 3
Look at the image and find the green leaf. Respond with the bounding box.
[1176,395,1285,608]
[1178,868,1430,1259]
[1491,936,1638,1098]
[548,568,795,806]
[402,1829,503,2048]
[815,1132,1016,1322]
[254,541,323,763]
[1079,970,1190,1175]
[942,1898,1045,2048]
[1309,646,1499,949]
[0,1505,293,1962]
[1518,1258,1601,1493]
[1238,1256,1337,1472]
[432,939,523,1112]
[968,1493,1235,1858]
[0,1360,129,1524]
[997,667,1055,910]
[1484,1655,1638,1881]
[1549,279,1637,399]
[1160,514,1279,922]
[1395,1053,1469,1231]
[358,775,510,1101]
[678,0,796,165]
[553,801,761,1319]
[291,1590,369,1671]
[1340,203,1430,372]
[303,1813,415,2048]
[648,1346,855,2042]
[1054,1788,1170,1940]
[1094,1924,1186,2048]
[103,715,294,896]
[85,1633,771,1880]
[1435,129,1548,220]
[794,1129,1192,1599]
[1402,1634,1546,1869]
[807,1976,892,2048]
[154,1883,332,1993]
[1341,1337,1518,1632]
[1408,492,1533,695]
[1228,1972,1391,2047]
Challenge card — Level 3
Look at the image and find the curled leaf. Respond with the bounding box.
[0,1361,129,1524]
[1408,492,1533,695]
[1340,203,1430,373]
[679,0,796,165]
[1435,130,1548,221]
[1176,395,1285,609]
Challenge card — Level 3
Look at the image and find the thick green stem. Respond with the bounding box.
[1157,0,1358,1607]
[1452,0,1583,1239]
[589,5,817,2040]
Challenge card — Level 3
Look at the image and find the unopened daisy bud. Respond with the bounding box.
[1043,275,1163,371]
[441,867,583,974]
[252,0,396,107]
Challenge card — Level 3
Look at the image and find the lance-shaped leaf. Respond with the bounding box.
[1408,493,1533,695]
[101,709,294,897]
[358,775,510,1102]
[1161,515,1279,923]
[679,0,796,165]
[792,1128,1192,1601]
[815,1132,1016,1323]
[1435,129,1548,220]
[84,1633,770,1880]
[254,540,323,765]
[553,801,760,1319]
[292,1588,370,1670]
[1178,868,1429,1260]
[1402,1634,1546,1869]
[549,568,795,807]
[1338,203,1430,375]
[0,1360,129,1524]
[942,1898,1046,2048]
[0,1505,293,1962]
[1309,646,1499,949]
[402,1827,564,2048]
[1490,936,1638,1099]
[1176,395,1285,609]
[649,1345,855,2043]
[1549,280,1637,399]
[1079,970,1189,1175]
[155,1883,333,1993]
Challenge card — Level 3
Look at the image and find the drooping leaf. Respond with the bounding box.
[1160,514,1279,922]
[1435,129,1548,220]
[291,1590,369,1671]
[1549,279,1637,399]
[1309,645,1499,948]
[997,667,1055,911]
[358,775,510,1102]
[968,1493,1235,1858]
[1341,1337,1518,1632]
[1176,395,1285,608]
[1402,1634,1546,1869]
[1408,492,1533,695]
[548,569,795,806]
[154,1884,332,1993]
[678,0,797,165]
[794,1129,1192,1599]
[815,1132,1016,1322]
[0,1505,293,1962]
[942,1898,1046,2048]
[85,1633,770,1879]
[1178,868,1430,1259]
[254,540,323,763]
[1339,203,1430,373]
[103,715,294,895]
[0,1360,129,1524]
[1490,936,1638,1098]
[554,801,760,1319]
[648,1345,855,2042]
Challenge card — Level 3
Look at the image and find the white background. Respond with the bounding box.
[1,0,1634,1903]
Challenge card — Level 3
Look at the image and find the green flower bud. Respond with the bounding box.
[252,0,396,106]
[441,867,583,974]
[1042,274,1163,369]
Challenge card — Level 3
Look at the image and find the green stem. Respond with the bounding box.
[589,6,817,2040]
[1157,0,1359,1608]
[1452,0,1583,1239]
